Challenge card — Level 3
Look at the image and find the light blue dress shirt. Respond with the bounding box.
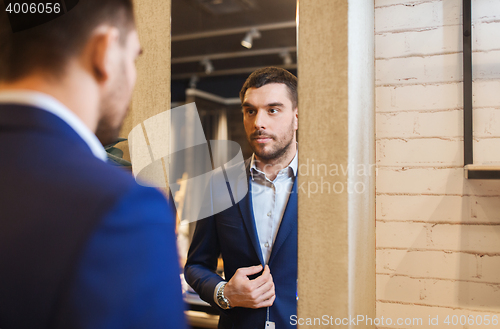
[250,152,298,264]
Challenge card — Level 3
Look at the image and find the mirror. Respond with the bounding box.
[170,0,298,327]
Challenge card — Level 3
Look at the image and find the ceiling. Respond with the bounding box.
[171,0,297,81]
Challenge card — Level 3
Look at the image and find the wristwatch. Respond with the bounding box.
[216,282,232,309]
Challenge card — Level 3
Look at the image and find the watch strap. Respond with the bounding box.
[216,282,231,309]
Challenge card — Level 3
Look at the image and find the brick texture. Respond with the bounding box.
[375,0,500,325]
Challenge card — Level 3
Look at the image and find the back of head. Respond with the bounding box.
[240,66,298,108]
[0,0,135,82]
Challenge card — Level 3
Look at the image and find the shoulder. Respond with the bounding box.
[34,141,169,226]
[48,148,140,206]
[80,159,173,227]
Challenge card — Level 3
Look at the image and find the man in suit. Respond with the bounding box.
[185,67,298,329]
[0,1,185,328]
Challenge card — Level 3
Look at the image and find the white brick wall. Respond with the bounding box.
[376,83,462,112]
[377,195,500,223]
[376,53,463,86]
[377,250,500,283]
[376,110,463,138]
[377,139,463,166]
[375,1,461,33]
[377,222,500,253]
[377,168,500,195]
[377,274,500,313]
[377,302,500,329]
[375,0,500,326]
[475,22,500,52]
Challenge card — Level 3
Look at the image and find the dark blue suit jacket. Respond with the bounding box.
[0,104,186,329]
[185,160,297,329]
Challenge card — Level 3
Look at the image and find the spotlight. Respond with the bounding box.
[280,49,293,65]
[241,28,261,49]
[200,58,214,74]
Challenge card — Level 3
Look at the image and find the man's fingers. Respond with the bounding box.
[254,282,275,304]
[249,265,272,288]
[254,294,276,309]
[255,278,274,295]
[228,265,275,309]
[236,264,263,277]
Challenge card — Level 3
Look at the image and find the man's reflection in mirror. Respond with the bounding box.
[185,67,298,329]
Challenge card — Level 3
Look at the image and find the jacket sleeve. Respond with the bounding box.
[184,213,225,309]
[66,185,187,329]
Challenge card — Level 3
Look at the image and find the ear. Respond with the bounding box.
[293,107,298,130]
[88,27,120,84]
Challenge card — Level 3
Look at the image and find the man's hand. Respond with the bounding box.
[223,265,275,309]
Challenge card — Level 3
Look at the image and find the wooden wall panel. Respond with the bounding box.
[297,1,375,327]
[298,0,349,323]
[119,0,171,166]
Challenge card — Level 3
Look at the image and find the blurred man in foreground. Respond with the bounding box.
[0,1,185,328]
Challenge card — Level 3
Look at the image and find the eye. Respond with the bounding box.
[269,108,278,114]
[245,109,256,115]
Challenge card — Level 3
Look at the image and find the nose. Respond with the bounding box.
[254,109,267,130]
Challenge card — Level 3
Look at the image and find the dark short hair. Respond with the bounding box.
[0,0,135,82]
[240,67,298,109]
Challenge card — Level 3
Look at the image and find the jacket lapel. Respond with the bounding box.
[268,177,297,265]
[235,161,265,266]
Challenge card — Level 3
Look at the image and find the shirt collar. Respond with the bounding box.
[0,90,108,162]
[250,150,298,181]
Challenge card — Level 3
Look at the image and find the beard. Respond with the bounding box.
[95,65,130,146]
[95,104,128,147]
[248,119,295,161]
